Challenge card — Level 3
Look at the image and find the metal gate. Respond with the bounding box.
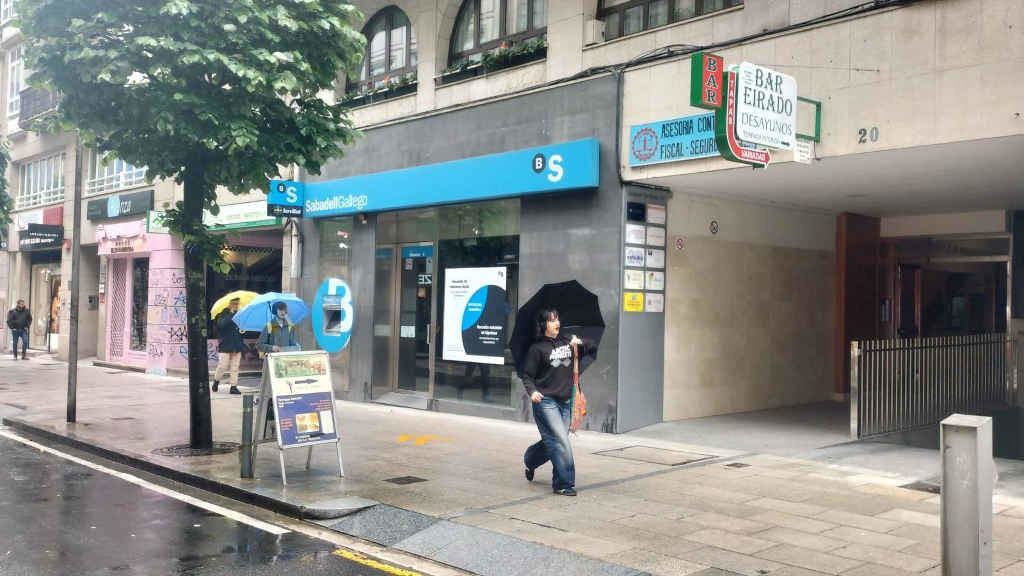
[850,334,1017,439]
[108,259,128,360]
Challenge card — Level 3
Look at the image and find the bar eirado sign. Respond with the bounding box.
[736,62,797,151]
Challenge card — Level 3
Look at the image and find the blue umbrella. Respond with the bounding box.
[232,292,310,332]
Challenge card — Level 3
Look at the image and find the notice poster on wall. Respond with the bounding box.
[625,223,646,245]
[645,271,665,291]
[645,293,665,313]
[624,269,644,290]
[266,352,338,448]
[443,267,508,365]
[625,247,646,267]
[646,248,665,269]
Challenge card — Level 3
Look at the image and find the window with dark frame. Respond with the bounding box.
[349,7,418,95]
[130,257,149,352]
[449,0,547,66]
[599,0,743,41]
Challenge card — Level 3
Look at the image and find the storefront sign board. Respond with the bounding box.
[147,201,281,234]
[19,223,63,250]
[625,223,646,244]
[442,267,508,365]
[645,293,664,313]
[625,247,645,267]
[263,351,338,448]
[295,139,600,218]
[736,62,797,151]
[690,52,725,109]
[87,190,154,221]
[267,180,305,217]
[623,292,644,313]
[624,269,644,290]
[629,113,718,167]
[646,248,665,269]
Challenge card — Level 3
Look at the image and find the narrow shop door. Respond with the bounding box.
[395,243,434,395]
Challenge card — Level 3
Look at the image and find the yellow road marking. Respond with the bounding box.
[332,548,423,576]
[397,434,453,445]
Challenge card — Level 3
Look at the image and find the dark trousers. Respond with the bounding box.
[11,329,28,357]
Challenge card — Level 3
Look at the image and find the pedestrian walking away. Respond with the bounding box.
[520,308,596,496]
[6,299,31,360]
[212,297,246,395]
[258,302,300,355]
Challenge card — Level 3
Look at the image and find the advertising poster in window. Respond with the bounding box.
[646,248,665,269]
[267,352,338,448]
[443,267,508,365]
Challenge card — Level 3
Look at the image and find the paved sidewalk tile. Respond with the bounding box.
[677,484,761,505]
[755,544,863,575]
[876,509,940,528]
[768,567,830,576]
[820,526,917,551]
[749,497,828,518]
[754,527,845,553]
[610,548,708,576]
[999,561,1024,575]
[1003,507,1024,519]
[633,533,707,559]
[681,529,777,555]
[853,484,934,502]
[677,547,784,576]
[814,510,902,533]
[614,513,705,537]
[832,544,938,573]
[841,563,918,576]
[802,492,898,516]
[748,510,838,534]
[686,512,770,534]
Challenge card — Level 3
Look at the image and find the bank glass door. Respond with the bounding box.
[396,243,434,394]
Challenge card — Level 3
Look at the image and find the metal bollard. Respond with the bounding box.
[941,414,993,576]
[240,391,257,479]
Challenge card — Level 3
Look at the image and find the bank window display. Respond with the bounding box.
[434,199,520,406]
[319,218,354,392]
[600,0,742,40]
[450,0,546,66]
[130,257,149,351]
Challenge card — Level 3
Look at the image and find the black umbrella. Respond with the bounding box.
[510,280,605,374]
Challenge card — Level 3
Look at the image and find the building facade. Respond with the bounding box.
[290,0,1024,432]
[3,0,1022,432]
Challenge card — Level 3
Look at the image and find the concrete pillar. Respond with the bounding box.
[941,414,993,576]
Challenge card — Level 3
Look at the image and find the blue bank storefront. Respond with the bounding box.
[292,76,668,433]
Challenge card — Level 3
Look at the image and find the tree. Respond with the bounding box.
[19,0,365,449]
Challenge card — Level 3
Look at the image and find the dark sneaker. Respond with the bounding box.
[229,386,241,395]
[525,468,534,482]
[211,381,219,392]
[554,488,577,497]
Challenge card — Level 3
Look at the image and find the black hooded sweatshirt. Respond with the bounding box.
[520,334,597,402]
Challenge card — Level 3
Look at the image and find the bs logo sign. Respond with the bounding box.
[531,153,564,183]
[312,278,354,354]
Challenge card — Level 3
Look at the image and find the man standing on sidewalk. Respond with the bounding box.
[212,297,245,395]
[6,299,31,360]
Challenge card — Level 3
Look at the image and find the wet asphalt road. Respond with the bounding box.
[0,435,399,576]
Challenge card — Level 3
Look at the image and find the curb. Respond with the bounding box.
[1,415,370,521]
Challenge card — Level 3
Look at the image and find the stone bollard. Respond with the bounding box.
[941,414,993,576]
[240,391,257,479]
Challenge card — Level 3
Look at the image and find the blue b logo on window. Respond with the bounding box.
[313,278,354,353]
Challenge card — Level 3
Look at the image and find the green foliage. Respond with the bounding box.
[18,0,366,258]
[0,141,10,227]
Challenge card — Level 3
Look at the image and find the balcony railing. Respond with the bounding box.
[16,186,65,210]
[18,86,60,130]
[85,167,148,196]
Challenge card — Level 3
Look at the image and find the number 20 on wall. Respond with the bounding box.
[532,153,564,183]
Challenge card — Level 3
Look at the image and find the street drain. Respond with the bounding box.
[152,442,239,457]
[384,476,428,485]
[901,481,941,495]
[593,445,714,466]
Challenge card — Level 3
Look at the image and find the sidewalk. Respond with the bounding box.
[3,355,1024,576]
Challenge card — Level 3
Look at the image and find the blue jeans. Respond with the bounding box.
[524,397,575,491]
[11,329,28,357]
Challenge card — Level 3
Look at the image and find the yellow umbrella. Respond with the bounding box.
[210,290,259,319]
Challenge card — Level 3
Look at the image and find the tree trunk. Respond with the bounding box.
[183,169,213,449]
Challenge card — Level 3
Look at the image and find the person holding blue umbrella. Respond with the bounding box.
[258,301,300,354]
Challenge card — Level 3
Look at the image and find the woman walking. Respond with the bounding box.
[520,308,595,496]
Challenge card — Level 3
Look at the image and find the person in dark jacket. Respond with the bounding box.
[212,298,245,394]
[7,299,31,360]
[520,308,596,496]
